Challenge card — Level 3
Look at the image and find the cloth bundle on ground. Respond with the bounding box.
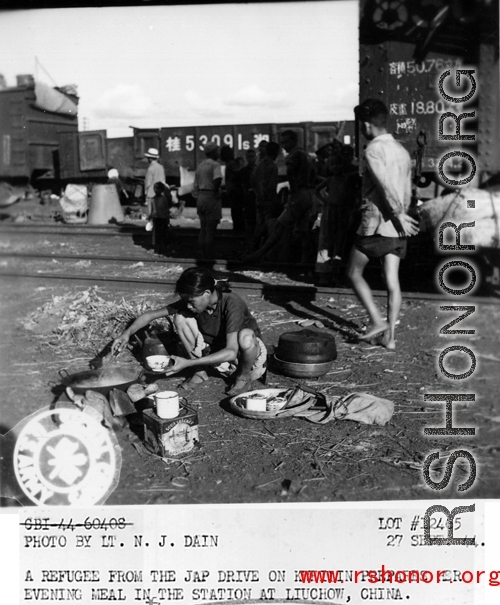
[419,188,500,249]
[0,182,24,208]
[59,184,88,224]
[275,385,394,426]
[65,386,135,428]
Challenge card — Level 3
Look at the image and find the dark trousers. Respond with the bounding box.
[153,218,170,255]
[229,192,246,232]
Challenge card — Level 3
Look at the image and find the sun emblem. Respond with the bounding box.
[13,407,121,506]
[373,0,409,30]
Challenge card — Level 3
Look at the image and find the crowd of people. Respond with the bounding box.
[112,99,419,357]
[187,98,419,351]
[191,129,363,285]
[117,126,361,274]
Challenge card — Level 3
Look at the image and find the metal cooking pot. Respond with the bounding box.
[58,365,143,396]
[274,355,333,378]
[276,329,337,364]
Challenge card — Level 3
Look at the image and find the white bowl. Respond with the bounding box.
[266,396,287,412]
[146,355,171,372]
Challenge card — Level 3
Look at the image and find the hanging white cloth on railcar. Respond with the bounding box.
[34,80,78,116]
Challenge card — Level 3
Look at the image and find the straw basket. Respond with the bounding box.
[229,388,316,420]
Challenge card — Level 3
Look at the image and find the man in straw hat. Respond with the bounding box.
[144,148,166,214]
[192,141,223,259]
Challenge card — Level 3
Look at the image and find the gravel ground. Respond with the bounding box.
[1,275,499,507]
[1,203,499,506]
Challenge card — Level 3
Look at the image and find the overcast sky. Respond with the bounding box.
[0,1,358,137]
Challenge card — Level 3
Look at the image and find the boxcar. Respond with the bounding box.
[57,121,355,186]
[0,75,78,184]
[358,0,499,188]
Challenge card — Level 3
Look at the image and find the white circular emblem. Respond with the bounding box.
[14,408,120,506]
[373,0,408,30]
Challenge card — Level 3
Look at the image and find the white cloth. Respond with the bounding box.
[358,133,412,237]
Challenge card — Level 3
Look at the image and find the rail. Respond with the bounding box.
[1,253,498,305]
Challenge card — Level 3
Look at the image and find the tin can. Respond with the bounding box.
[143,404,199,458]
[245,393,267,411]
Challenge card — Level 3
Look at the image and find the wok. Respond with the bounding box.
[276,329,337,364]
[58,365,143,396]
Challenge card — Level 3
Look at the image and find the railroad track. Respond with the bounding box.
[0,250,313,272]
[1,251,498,304]
[0,223,324,297]
[0,221,249,262]
[0,223,145,237]
[0,250,336,298]
[1,222,499,303]
[0,222,238,239]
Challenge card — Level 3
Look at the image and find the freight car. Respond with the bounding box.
[0,74,78,186]
[57,120,356,191]
[358,0,500,289]
[0,72,355,196]
[358,0,499,189]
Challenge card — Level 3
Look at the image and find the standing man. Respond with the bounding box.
[192,142,222,259]
[149,181,172,256]
[257,139,268,162]
[144,148,166,215]
[247,132,318,264]
[278,129,317,264]
[220,145,244,233]
[314,143,359,286]
[251,141,281,249]
[347,98,419,350]
[239,148,258,244]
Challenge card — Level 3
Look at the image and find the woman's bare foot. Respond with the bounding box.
[380,330,396,351]
[179,370,208,391]
[226,374,251,396]
[358,322,389,341]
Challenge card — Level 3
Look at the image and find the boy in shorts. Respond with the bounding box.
[346,99,419,350]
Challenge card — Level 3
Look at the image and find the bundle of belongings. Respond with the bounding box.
[253,385,395,426]
[65,386,136,430]
[419,188,500,249]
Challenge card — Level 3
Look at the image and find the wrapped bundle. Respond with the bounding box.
[419,188,500,249]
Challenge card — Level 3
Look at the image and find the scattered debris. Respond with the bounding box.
[21,287,171,356]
